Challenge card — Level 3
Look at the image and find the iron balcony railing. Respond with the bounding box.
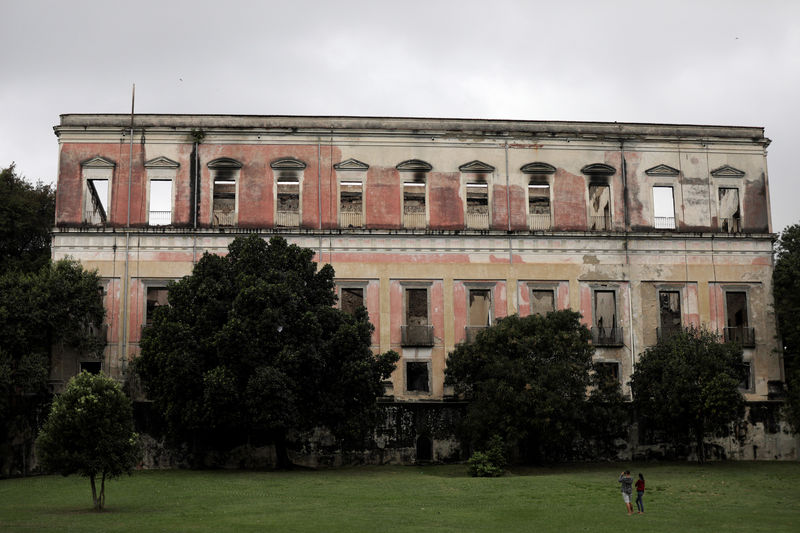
[654,216,676,229]
[528,213,552,230]
[656,326,683,341]
[465,325,488,343]
[724,327,755,347]
[275,210,300,227]
[591,326,624,347]
[466,212,490,229]
[213,210,236,227]
[589,215,612,231]
[403,211,426,229]
[339,210,363,228]
[720,217,741,233]
[401,325,434,346]
[148,210,171,225]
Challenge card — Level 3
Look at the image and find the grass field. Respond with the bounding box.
[1,462,798,532]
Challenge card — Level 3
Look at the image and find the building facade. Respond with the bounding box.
[51,115,783,414]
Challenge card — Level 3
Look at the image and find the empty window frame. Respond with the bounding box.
[406,361,430,392]
[402,287,433,346]
[81,158,115,225]
[594,361,620,386]
[658,290,682,340]
[719,188,741,233]
[79,361,102,374]
[148,179,173,225]
[530,289,555,316]
[403,181,426,229]
[209,162,239,227]
[145,286,169,326]
[340,286,365,315]
[465,182,489,229]
[466,288,491,342]
[588,184,611,230]
[593,289,622,345]
[528,182,552,230]
[276,177,301,227]
[653,186,676,229]
[739,361,753,391]
[724,291,754,346]
[339,181,363,227]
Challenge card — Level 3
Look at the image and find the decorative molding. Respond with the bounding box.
[521,162,556,175]
[144,156,180,169]
[81,156,116,168]
[334,158,369,171]
[644,164,679,177]
[459,160,495,173]
[271,158,307,170]
[396,159,432,172]
[207,157,243,169]
[581,163,616,176]
[711,165,745,178]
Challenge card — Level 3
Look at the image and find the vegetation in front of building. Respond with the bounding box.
[774,224,800,431]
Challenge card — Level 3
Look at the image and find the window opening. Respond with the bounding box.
[739,362,752,390]
[84,179,109,224]
[594,362,620,386]
[341,287,364,315]
[339,181,363,227]
[403,288,432,346]
[403,181,426,228]
[719,188,741,233]
[149,179,173,225]
[528,183,551,230]
[146,287,169,326]
[213,169,236,227]
[658,290,681,340]
[277,177,300,227]
[406,361,430,392]
[416,435,433,462]
[653,186,675,229]
[588,184,611,230]
[530,289,555,316]
[593,290,621,345]
[465,183,489,229]
[80,361,101,374]
[466,289,491,342]
[725,291,754,346]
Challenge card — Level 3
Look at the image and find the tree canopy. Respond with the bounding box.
[630,328,745,462]
[0,164,55,274]
[37,372,140,510]
[774,224,800,431]
[445,310,624,463]
[135,235,398,465]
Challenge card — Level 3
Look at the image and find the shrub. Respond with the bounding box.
[467,435,506,477]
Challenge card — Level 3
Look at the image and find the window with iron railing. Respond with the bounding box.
[403,182,426,229]
[339,181,363,228]
[528,183,551,230]
[653,186,676,230]
[466,182,489,229]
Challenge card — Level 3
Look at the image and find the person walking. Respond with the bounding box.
[618,470,634,515]
[635,473,645,514]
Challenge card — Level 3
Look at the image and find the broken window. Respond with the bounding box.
[80,361,102,374]
[725,291,754,346]
[403,288,433,345]
[146,286,169,326]
[84,178,109,224]
[406,361,430,392]
[658,290,681,340]
[403,181,426,228]
[339,181,363,227]
[653,186,675,229]
[528,183,551,230]
[340,287,364,315]
[465,182,489,229]
[530,289,555,316]
[466,289,491,342]
[149,179,173,225]
[739,361,752,390]
[594,362,620,387]
[593,290,621,345]
[588,184,611,230]
[213,170,236,227]
[277,177,300,227]
[719,188,741,233]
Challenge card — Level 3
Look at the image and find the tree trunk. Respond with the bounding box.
[275,433,293,469]
[100,472,106,510]
[90,474,100,511]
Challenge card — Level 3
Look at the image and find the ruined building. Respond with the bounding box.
[51,115,789,460]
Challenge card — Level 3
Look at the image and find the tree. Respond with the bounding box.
[0,259,105,475]
[0,164,55,275]
[774,224,800,431]
[445,311,617,463]
[37,372,139,510]
[134,235,398,466]
[630,328,745,462]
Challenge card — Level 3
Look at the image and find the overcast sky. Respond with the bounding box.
[1,0,798,232]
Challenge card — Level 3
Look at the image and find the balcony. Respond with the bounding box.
[466,211,489,230]
[276,210,300,227]
[403,211,426,229]
[401,325,434,346]
[720,217,741,234]
[213,210,236,227]
[339,210,363,228]
[465,326,488,343]
[528,213,552,230]
[148,210,171,226]
[591,326,624,347]
[724,327,755,347]
[654,216,675,230]
[589,215,612,231]
[656,326,682,342]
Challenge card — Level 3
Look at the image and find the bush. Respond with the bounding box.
[467,435,506,477]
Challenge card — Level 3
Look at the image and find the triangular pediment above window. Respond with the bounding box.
[710,165,745,178]
[81,156,116,168]
[459,160,495,173]
[144,156,180,168]
[271,158,307,170]
[581,163,616,176]
[396,159,432,172]
[334,158,369,171]
[521,162,556,175]
[644,164,679,176]
[207,157,243,169]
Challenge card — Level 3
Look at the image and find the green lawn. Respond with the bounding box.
[1,462,798,532]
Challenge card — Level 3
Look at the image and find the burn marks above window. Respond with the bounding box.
[398,160,430,229]
[521,162,556,175]
[459,160,495,173]
[396,159,432,173]
[581,163,616,177]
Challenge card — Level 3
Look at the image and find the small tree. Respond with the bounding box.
[774,224,800,431]
[37,372,140,511]
[630,328,745,462]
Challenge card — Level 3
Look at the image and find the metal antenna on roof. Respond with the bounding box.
[122,84,135,374]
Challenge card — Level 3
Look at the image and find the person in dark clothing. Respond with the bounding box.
[635,473,645,513]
